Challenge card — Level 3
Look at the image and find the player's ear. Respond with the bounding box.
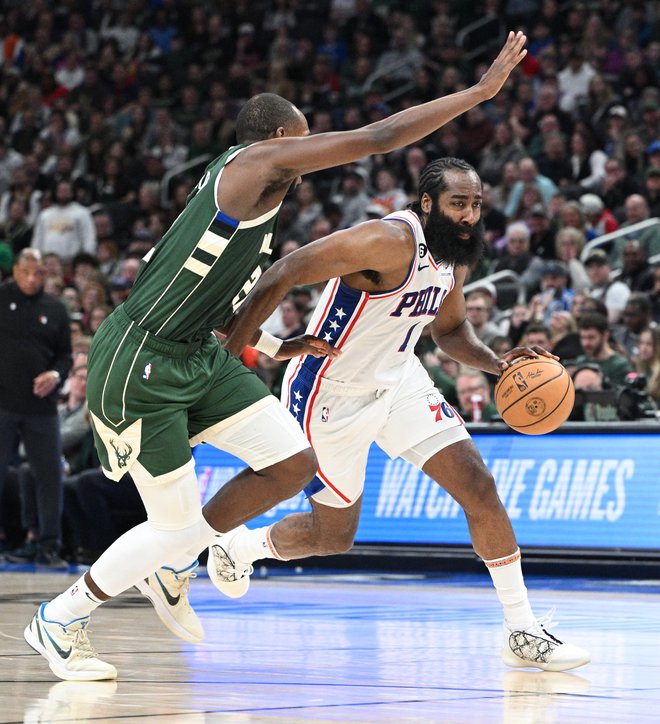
[420,193,432,214]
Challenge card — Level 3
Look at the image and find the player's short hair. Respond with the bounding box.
[235,93,301,143]
[409,157,477,213]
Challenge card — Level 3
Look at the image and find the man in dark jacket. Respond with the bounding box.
[0,248,71,565]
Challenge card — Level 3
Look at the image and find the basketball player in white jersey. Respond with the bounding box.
[211,158,591,672]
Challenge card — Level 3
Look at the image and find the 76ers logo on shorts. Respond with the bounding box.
[321,406,330,422]
[426,393,454,422]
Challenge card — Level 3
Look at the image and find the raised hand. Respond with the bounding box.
[477,31,527,99]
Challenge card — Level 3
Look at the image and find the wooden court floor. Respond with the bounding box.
[1,567,659,722]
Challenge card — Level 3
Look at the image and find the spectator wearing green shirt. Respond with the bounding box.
[576,313,634,387]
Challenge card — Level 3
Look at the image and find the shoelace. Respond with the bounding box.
[531,608,563,644]
[213,546,253,582]
[174,570,197,595]
[71,627,99,660]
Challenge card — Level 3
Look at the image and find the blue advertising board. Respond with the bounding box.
[194,429,660,550]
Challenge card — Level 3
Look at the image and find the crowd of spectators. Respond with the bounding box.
[0,0,659,561]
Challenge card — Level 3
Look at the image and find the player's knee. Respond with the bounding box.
[270,447,318,496]
[144,515,206,557]
[465,469,501,514]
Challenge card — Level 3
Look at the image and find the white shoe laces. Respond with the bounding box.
[534,607,558,632]
[71,627,98,660]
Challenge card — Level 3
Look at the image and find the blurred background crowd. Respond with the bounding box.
[0,0,659,565]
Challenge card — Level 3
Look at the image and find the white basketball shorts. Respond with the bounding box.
[282,357,470,508]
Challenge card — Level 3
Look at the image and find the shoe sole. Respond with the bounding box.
[207,545,250,599]
[502,648,591,672]
[24,622,117,681]
[135,579,204,643]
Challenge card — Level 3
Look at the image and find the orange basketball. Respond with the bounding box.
[494,357,575,435]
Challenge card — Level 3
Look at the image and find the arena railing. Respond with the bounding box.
[580,217,660,265]
[463,269,525,310]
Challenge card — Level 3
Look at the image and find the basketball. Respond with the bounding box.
[494,357,574,435]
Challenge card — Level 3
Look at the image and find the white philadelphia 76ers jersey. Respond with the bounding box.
[288,209,456,390]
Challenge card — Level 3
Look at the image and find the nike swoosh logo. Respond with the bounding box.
[418,263,430,271]
[40,621,72,659]
[155,572,180,606]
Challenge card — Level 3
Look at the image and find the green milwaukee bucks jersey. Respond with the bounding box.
[123,145,280,342]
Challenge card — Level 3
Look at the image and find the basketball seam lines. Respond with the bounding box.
[506,375,573,428]
[497,365,566,418]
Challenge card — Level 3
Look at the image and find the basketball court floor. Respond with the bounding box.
[1,566,659,722]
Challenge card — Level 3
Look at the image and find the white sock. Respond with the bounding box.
[483,548,535,630]
[232,525,286,564]
[44,575,103,624]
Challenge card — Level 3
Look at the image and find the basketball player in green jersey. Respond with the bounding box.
[25,32,527,681]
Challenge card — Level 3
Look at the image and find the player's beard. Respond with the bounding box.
[423,206,485,268]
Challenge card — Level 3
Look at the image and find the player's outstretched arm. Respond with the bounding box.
[247,32,527,178]
[224,220,408,358]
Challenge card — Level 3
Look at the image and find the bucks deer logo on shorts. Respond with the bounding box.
[109,438,133,468]
[89,413,142,481]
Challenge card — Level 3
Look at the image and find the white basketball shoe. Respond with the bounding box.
[502,611,591,672]
[135,562,204,643]
[24,604,117,681]
[208,525,254,599]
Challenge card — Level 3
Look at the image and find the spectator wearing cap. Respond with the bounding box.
[603,104,630,159]
[576,313,634,387]
[504,158,558,220]
[530,261,575,325]
[555,227,590,292]
[579,193,619,237]
[584,249,631,324]
[490,221,545,299]
[612,193,660,265]
[642,165,660,218]
[109,276,132,308]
